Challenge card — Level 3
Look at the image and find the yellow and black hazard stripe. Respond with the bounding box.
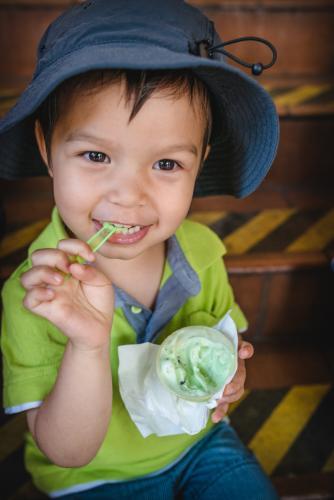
[0,384,333,499]
[264,82,334,116]
[228,384,334,477]
[0,219,49,261]
[189,207,334,254]
[0,87,22,119]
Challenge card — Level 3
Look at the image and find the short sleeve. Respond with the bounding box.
[1,264,67,412]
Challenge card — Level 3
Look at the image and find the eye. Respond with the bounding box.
[153,159,181,171]
[83,151,109,163]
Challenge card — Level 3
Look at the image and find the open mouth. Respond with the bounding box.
[93,219,150,245]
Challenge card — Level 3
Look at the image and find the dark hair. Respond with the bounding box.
[35,68,213,166]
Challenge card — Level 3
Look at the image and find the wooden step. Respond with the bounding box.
[188,205,334,341]
[262,77,334,117]
[246,343,334,389]
[265,118,334,189]
[273,472,334,500]
[0,1,333,81]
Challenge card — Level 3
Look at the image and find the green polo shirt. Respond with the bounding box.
[1,207,247,496]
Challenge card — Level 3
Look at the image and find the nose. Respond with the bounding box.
[104,166,147,208]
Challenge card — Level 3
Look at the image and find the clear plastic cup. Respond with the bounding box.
[156,325,237,402]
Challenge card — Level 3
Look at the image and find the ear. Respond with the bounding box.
[203,144,211,162]
[34,120,53,178]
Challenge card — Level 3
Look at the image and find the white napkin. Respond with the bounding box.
[118,312,238,437]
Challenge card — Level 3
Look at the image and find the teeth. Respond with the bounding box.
[113,223,131,228]
[128,225,141,234]
[99,221,142,234]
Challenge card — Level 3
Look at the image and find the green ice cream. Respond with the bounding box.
[157,326,236,402]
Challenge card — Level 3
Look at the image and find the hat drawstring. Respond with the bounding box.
[198,36,277,76]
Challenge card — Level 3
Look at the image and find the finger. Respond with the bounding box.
[218,358,247,402]
[223,382,243,398]
[20,266,64,290]
[238,341,254,360]
[222,366,246,398]
[57,239,95,263]
[31,248,72,274]
[217,387,245,405]
[69,262,111,287]
[212,403,229,423]
[23,287,55,310]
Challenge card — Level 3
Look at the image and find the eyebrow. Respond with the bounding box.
[65,132,198,157]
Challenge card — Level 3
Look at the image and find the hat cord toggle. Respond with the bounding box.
[200,36,277,76]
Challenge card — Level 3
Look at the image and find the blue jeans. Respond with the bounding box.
[60,421,279,499]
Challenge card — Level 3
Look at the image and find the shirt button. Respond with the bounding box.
[130,305,142,314]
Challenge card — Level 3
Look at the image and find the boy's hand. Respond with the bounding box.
[21,239,114,350]
[211,339,254,423]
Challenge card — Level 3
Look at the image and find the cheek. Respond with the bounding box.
[155,177,195,226]
[52,170,95,212]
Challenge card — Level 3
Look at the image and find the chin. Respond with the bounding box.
[99,245,147,261]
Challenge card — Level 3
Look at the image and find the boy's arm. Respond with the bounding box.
[27,340,112,468]
[20,239,114,467]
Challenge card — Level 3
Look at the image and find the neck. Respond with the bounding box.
[95,241,165,284]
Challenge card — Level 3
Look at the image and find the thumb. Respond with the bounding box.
[238,341,254,360]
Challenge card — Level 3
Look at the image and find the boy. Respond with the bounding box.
[0,0,279,498]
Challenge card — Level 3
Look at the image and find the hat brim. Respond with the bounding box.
[0,43,279,198]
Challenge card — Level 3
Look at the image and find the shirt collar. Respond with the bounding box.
[114,233,201,310]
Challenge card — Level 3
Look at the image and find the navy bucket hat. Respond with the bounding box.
[0,0,279,198]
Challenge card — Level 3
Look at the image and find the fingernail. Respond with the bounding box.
[53,274,62,283]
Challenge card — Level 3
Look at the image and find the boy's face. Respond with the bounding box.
[35,79,210,261]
